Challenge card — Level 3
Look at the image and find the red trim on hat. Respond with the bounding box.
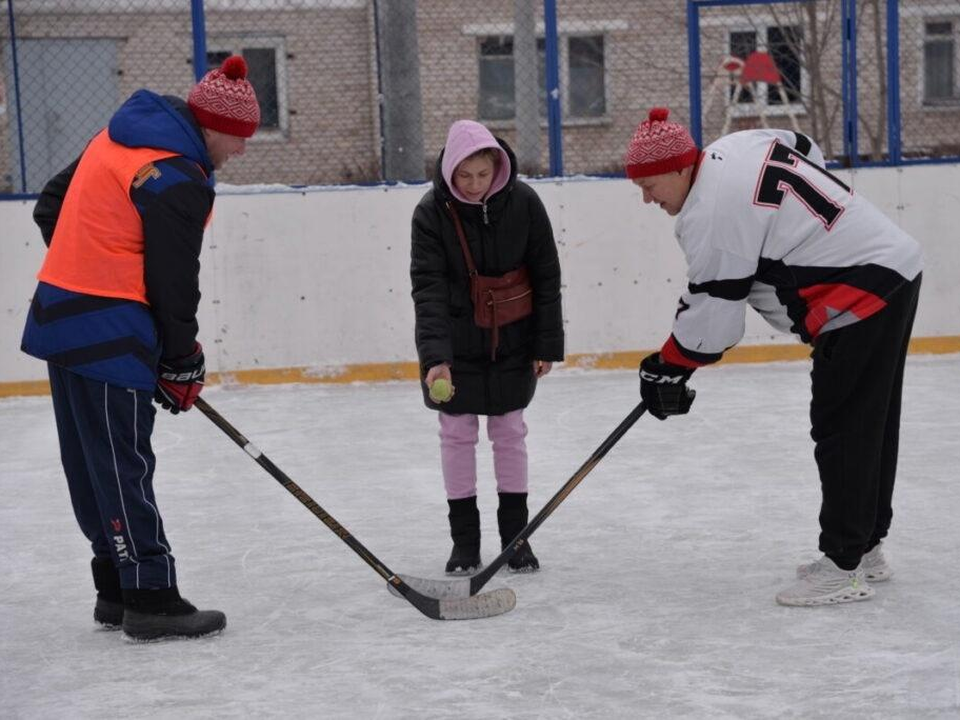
[625,147,700,179]
[189,104,258,138]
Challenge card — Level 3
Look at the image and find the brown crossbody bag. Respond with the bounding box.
[446,201,534,359]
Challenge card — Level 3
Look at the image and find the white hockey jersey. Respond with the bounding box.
[661,129,923,368]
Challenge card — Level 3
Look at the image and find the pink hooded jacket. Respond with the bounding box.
[441,120,512,205]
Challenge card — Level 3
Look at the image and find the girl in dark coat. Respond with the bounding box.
[410,119,564,575]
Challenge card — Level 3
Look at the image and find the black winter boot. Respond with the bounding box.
[445,496,482,575]
[498,492,539,573]
[122,587,226,642]
[91,557,124,629]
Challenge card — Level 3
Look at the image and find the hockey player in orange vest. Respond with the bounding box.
[21,56,259,641]
[623,108,922,607]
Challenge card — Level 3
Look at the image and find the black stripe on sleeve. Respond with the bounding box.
[794,132,812,156]
[688,276,754,301]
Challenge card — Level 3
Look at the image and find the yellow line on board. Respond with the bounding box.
[3,336,959,398]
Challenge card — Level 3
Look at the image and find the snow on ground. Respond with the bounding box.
[1,355,959,719]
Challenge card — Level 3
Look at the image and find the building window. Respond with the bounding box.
[206,39,286,135]
[924,21,957,105]
[730,30,757,103]
[767,26,802,105]
[478,33,607,122]
[728,25,802,108]
[568,35,605,117]
[478,36,516,121]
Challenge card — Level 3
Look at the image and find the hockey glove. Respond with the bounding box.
[639,352,696,421]
[155,343,205,414]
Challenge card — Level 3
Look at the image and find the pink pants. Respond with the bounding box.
[439,410,528,500]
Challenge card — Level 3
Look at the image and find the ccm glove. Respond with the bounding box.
[155,343,205,414]
[639,352,696,421]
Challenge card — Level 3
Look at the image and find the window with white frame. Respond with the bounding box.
[477,33,606,122]
[206,39,287,135]
[924,20,958,105]
[727,25,803,109]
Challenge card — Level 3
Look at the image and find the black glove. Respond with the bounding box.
[639,352,696,421]
[155,343,205,414]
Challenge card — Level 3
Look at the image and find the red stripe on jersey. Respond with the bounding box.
[798,283,887,338]
[660,336,709,369]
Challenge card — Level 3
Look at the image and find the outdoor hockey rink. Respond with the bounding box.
[2,355,958,718]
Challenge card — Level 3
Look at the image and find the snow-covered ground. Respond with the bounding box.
[2,356,959,719]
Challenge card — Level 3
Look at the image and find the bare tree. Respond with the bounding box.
[768,0,887,162]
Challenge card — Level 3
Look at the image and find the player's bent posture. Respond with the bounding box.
[624,108,922,606]
[21,57,259,640]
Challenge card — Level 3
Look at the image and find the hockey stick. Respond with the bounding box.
[194,397,515,620]
[390,402,647,600]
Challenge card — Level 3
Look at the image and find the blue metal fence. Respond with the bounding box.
[687,0,960,168]
[2,0,957,198]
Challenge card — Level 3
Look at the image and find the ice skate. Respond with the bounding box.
[778,555,874,606]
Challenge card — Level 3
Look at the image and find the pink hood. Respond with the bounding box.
[440,119,512,204]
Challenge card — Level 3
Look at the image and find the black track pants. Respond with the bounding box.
[48,365,177,590]
[810,275,921,569]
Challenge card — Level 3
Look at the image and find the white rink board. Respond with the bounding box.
[1,163,958,383]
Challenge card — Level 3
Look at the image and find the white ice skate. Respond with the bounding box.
[777,555,874,606]
[797,543,892,583]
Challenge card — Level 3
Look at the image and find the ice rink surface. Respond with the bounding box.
[1,355,959,719]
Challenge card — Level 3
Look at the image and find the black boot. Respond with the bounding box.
[445,496,482,575]
[91,557,124,629]
[498,492,539,573]
[122,587,226,642]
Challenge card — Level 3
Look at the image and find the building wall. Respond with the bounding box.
[1,3,378,190]
[2,1,957,191]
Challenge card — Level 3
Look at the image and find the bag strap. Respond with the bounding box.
[446,201,478,278]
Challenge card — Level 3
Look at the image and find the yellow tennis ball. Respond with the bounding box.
[429,378,453,403]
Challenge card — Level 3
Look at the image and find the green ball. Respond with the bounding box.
[430,378,453,403]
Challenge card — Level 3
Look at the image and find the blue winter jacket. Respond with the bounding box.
[21,90,215,391]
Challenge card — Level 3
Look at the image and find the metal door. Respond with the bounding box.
[4,38,118,193]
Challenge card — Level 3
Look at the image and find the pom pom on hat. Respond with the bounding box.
[221,55,248,81]
[623,107,699,179]
[188,55,260,138]
[648,107,670,123]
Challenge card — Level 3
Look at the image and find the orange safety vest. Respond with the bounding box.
[38,129,183,304]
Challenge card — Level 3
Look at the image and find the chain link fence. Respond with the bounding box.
[899,0,960,160]
[689,0,960,165]
[1,1,199,194]
[2,0,958,195]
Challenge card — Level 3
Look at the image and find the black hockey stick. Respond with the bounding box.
[390,402,647,600]
[194,397,515,620]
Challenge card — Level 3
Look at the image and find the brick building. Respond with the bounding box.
[2,0,958,193]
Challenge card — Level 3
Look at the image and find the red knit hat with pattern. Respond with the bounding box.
[623,107,698,179]
[188,56,260,138]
